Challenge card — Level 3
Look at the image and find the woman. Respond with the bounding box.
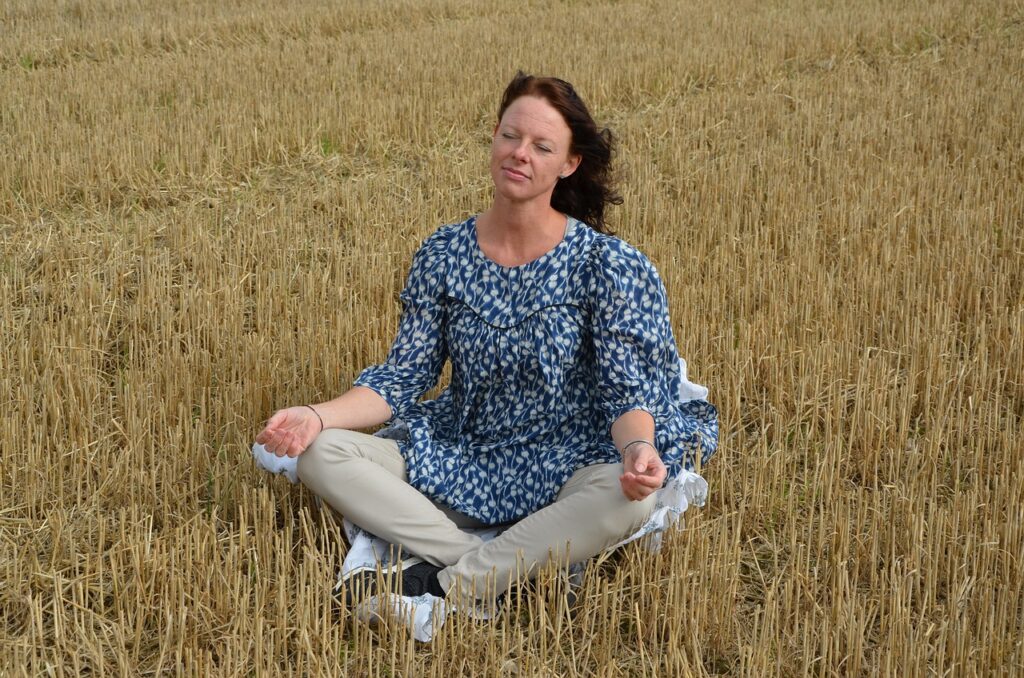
[255,72,718,607]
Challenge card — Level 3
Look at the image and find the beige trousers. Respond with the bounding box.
[297,429,656,605]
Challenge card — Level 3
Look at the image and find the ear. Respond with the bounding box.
[560,153,582,179]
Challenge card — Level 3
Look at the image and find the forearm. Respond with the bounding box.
[312,386,393,431]
[610,409,655,458]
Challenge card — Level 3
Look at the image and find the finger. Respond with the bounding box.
[633,473,663,488]
[283,433,295,457]
[262,423,288,446]
[638,455,665,476]
[620,474,637,499]
[287,433,304,458]
[623,473,660,499]
[631,476,654,499]
[262,432,278,454]
[639,449,662,472]
[293,432,311,458]
[262,429,279,452]
[255,425,277,445]
[621,474,649,501]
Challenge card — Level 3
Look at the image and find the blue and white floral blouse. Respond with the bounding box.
[355,216,718,525]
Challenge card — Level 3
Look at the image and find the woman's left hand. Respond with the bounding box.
[619,444,667,501]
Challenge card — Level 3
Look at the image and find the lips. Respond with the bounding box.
[502,167,529,180]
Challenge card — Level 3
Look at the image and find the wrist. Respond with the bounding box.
[304,404,324,432]
[620,439,658,458]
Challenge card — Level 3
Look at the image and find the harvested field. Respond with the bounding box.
[1,0,1022,674]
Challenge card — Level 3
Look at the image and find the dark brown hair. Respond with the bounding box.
[497,71,622,234]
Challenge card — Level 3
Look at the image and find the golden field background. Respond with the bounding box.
[2,0,1022,674]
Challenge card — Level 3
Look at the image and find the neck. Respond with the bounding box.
[481,195,564,242]
[476,196,568,267]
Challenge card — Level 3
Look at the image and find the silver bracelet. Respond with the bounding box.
[621,439,657,456]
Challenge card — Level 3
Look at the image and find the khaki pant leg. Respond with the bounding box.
[437,462,656,604]
[296,428,483,566]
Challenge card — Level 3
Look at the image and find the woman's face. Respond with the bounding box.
[490,95,581,205]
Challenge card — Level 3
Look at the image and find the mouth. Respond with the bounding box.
[502,167,529,180]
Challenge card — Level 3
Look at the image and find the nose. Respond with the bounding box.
[511,142,529,161]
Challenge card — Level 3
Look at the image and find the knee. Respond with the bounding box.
[562,464,657,541]
[296,428,361,486]
[599,492,657,541]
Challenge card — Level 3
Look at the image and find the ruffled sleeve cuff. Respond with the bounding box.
[598,402,658,434]
[353,369,404,421]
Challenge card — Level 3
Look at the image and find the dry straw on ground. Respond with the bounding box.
[2,0,1022,675]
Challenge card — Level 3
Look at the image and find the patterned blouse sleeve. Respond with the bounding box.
[353,234,448,420]
[590,239,677,432]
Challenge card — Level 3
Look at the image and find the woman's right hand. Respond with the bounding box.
[255,406,323,458]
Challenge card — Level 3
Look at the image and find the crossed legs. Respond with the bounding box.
[297,428,656,605]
